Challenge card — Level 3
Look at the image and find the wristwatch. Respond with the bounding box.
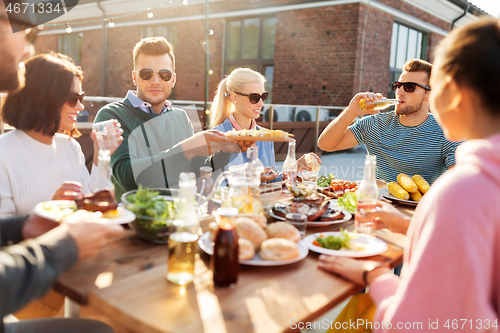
[362,261,390,285]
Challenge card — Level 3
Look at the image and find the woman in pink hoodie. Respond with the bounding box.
[319,18,500,332]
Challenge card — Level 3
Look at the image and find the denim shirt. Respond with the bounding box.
[213,118,282,183]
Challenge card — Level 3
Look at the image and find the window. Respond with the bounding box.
[225,17,276,102]
[141,25,178,50]
[58,33,83,65]
[389,23,427,97]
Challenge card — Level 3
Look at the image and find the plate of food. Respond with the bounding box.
[269,198,352,227]
[317,179,360,199]
[379,189,418,206]
[198,232,309,266]
[224,129,294,142]
[381,174,430,206]
[34,199,135,224]
[304,230,388,258]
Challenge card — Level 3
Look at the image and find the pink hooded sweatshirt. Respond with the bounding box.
[370,133,500,332]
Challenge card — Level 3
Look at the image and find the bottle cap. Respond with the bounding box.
[200,166,212,173]
[217,207,239,217]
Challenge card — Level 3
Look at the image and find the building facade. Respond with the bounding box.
[35,0,487,120]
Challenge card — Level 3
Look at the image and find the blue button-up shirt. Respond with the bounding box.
[126,90,172,115]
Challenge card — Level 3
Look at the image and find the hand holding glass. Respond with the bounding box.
[93,120,119,151]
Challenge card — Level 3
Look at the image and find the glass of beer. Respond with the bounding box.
[166,220,199,286]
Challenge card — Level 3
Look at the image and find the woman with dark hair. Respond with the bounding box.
[319,18,500,331]
[0,53,122,217]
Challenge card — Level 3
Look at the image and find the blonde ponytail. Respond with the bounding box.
[209,68,266,128]
[210,77,233,128]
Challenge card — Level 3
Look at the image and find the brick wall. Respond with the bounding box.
[273,4,362,106]
[35,34,58,54]
[379,0,451,31]
[427,33,445,64]
[33,0,451,113]
[353,4,394,97]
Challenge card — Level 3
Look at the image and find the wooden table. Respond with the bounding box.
[55,193,409,333]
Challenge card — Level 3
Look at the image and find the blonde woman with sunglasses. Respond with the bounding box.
[209,68,281,183]
[210,68,321,183]
[0,53,123,217]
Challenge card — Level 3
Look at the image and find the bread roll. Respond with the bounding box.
[265,222,301,243]
[259,238,300,261]
[235,217,267,249]
[237,213,267,228]
[238,238,255,260]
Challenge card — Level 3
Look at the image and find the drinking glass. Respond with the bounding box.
[92,120,118,151]
[301,170,318,194]
[285,213,307,238]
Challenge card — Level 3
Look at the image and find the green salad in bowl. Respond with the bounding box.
[121,186,179,244]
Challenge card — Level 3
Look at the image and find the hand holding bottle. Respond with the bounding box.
[298,152,321,172]
[346,92,385,117]
[363,201,411,235]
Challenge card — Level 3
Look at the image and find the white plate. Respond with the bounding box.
[198,232,309,266]
[34,200,135,224]
[268,201,352,227]
[304,232,388,258]
[379,188,418,206]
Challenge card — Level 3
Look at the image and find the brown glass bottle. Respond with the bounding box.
[211,207,239,287]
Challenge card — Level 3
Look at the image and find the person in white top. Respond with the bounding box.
[0,53,123,217]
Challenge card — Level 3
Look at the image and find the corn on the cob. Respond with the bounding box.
[410,190,423,202]
[397,173,418,193]
[388,182,410,200]
[412,175,430,194]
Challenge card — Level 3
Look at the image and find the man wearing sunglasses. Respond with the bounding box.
[0,2,121,332]
[95,37,248,198]
[319,59,461,185]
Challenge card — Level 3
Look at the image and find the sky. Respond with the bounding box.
[467,0,500,17]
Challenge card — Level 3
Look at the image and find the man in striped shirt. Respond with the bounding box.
[318,59,461,184]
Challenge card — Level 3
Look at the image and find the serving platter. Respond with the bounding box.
[268,207,352,227]
[269,199,353,227]
[224,135,294,142]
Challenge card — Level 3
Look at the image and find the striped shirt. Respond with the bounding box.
[349,112,462,184]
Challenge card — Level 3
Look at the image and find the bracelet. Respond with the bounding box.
[362,262,389,286]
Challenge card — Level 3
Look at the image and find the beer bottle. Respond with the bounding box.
[212,207,239,287]
[359,97,399,111]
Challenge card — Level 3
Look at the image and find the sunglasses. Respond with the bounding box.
[0,15,41,45]
[234,91,268,104]
[68,92,85,107]
[136,68,173,82]
[392,81,431,93]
